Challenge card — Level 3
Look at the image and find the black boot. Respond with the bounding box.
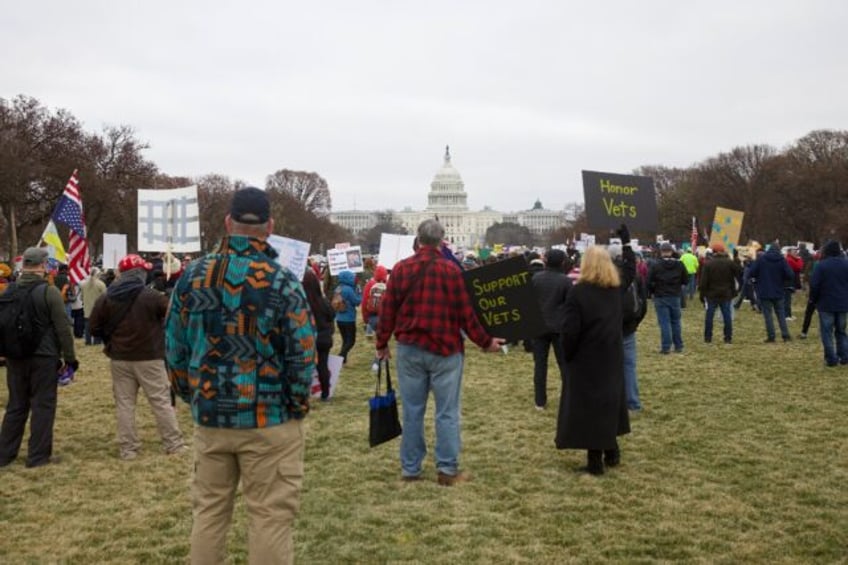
[603,447,620,468]
[585,450,604,475]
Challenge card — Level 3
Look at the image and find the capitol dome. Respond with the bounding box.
[427,145,468,211]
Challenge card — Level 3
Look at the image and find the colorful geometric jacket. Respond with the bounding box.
[165,235,316,428]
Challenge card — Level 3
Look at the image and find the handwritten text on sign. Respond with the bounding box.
[462,256,545,342]
[582,170,659,232]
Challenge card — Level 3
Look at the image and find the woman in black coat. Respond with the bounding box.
[555,245,631,475]
[303,269,335,401]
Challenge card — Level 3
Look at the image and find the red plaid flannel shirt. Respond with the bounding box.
[376,245,492,356]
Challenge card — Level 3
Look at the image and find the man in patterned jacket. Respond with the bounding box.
[166,186,316,565]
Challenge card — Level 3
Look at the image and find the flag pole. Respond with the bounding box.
[165,201,174,280]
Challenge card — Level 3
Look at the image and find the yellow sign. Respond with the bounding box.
[709,207,744,252]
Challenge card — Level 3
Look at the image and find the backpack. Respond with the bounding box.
[367,282,387,313]
[331,288,347,312]
[0,281,49,359]
[622,277,647,328]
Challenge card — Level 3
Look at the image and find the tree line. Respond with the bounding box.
[3,94,846,260]
[0,95,352,260]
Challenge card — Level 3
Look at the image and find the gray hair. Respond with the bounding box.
[417,219,445,246]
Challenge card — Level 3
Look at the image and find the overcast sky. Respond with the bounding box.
[3,1,846,213]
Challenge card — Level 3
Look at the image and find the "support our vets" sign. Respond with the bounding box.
[581,170,658,232]
[462,256,545,342]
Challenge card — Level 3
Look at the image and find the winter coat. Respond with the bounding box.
[361,265,389,320]
[10,272,76,362]
[334,270,361,323]
[698,254,742,302]
[617,245,645,336]
[314,297,336,348]
[749,248,793,300]
[81,274,107,318]
[785,253,804,289]
[555,283,630,450]
[810,241,848,313]
[89,268,169,361]
[531,267,572,335]
[647,258,688,297]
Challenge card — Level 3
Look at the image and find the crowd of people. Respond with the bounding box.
[1,185,845,562]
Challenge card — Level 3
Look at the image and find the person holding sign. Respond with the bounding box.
[376,219,506,486]
[555,245,630,475]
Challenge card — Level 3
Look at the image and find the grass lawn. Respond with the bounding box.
[1,293,846,563]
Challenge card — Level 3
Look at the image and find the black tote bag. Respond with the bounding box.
[369,359,402,447]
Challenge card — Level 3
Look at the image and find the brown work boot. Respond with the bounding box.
[437,470,472,486]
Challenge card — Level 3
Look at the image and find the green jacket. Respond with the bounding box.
[17,272,76,362]
[680,252,699,275]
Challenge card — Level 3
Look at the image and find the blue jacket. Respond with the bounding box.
[749,247,793,300]
[810,243,848,312]
[334,270,361,323]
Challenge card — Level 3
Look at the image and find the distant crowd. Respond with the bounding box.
[2,184,846,565]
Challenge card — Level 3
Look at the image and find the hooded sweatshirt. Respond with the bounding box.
[362,265,389,319]
[89,268,169,360]
[334,270,361,323]
[647,256,689,297]
[810,241,848,312]
[749,247,794,300]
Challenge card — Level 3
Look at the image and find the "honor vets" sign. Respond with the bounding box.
[582,170,658,232]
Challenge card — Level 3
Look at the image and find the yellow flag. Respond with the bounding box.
[39,220,67,263]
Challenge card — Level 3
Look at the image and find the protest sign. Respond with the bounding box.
[709,207,744,252]
[462,255,545,342]
[377,233,416,269]
[310,354,344,399]
[102,233,127,270]
[267,235,311,281]
[327,245,364,275]
[582,170,658,232]
[137,186,201,252]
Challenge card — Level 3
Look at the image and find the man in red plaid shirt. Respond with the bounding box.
[376,219,506,486]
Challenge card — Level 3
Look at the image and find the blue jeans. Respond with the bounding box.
[365,314,378,336]
[760,298,790,341]
[83,318,102,346]
[784,288,795,318]
[704,300,733,342]
[532,332,565,408]
[395,343,464,477]
[622,332,641,410]
[686,276,697,299]
[653,296,683,352]
[818,311,848,366]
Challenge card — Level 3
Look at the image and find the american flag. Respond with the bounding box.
[690,216,698,251]
[51,170,91,285]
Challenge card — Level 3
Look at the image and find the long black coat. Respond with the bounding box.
[555,283,630,450]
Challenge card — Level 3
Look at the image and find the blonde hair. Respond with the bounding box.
[577,246,620,288]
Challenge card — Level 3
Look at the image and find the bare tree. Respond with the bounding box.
[266,169,332,217]
[0,95,85,258]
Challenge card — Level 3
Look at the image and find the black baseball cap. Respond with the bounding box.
[229,187,270,224]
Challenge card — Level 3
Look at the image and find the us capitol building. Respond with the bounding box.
[329,147,567,248]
